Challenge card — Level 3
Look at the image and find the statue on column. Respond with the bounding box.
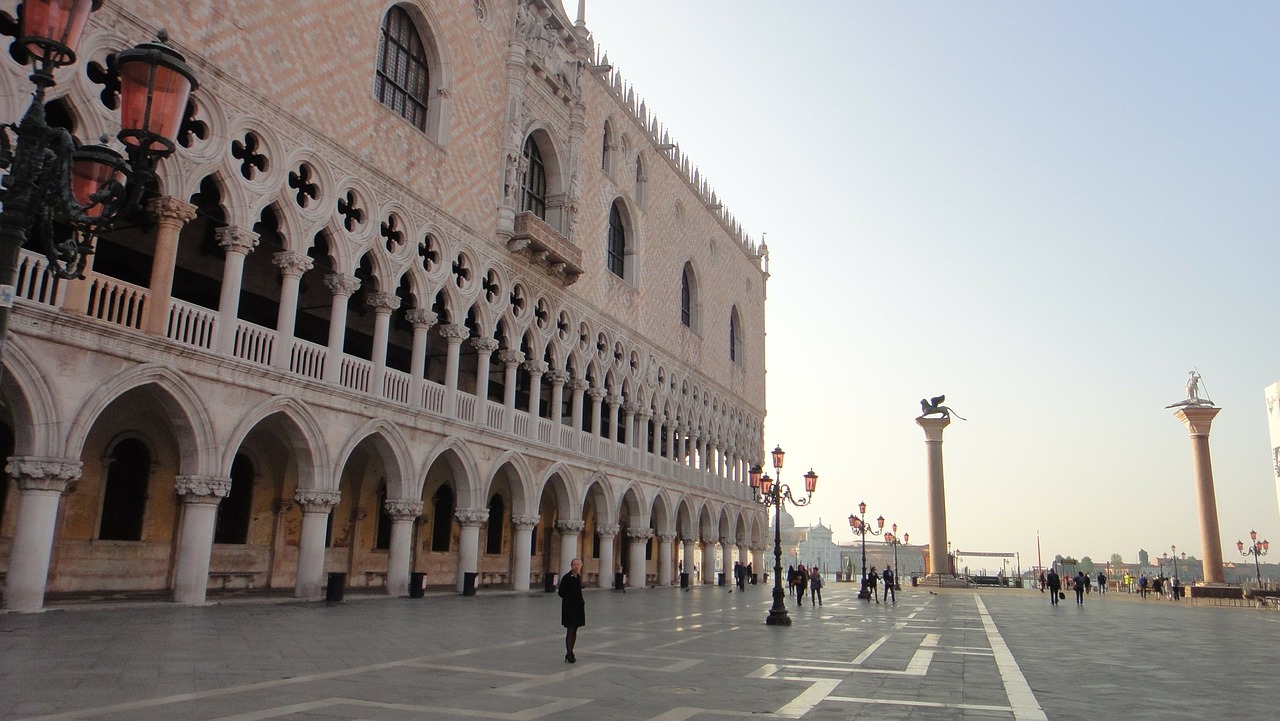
[1166,370,1215,408]
[918,394,966,421]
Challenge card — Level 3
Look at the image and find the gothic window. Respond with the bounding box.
[98,439,150,541]
[606,201,626,278]
[214,454,254,544]
[430,485,455,552]
[730,307,744,364]
[486,495,505,554]
[520,136,546,219]
[680,263,700,329]
[374,481,392,550]
[375,6,430,131]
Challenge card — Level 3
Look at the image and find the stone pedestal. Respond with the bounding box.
[916,416,951,579]
[1175,406,1225,583]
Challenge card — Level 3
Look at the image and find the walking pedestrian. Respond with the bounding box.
[882,566,896,603]
[1074,571,1087,605]
[558,558,585,663]
[867,566,880,604]
[1097,571,1107,595]
[1038,571,1047,593]
[794,564,809,604]
[809,565,823,606]
[1138,573,1148,599]
[1046,567,1062,606]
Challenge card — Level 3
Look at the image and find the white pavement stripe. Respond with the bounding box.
[974,594,1048,721]
[208,696,594,721]
[828,695,1014,714]
[851,633,891,664]
[774,678,842,718]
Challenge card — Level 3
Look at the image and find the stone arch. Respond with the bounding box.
[333,419,414,499]
[485,449,537,517]
[419,436,482,508]
[221,396,327,490]
[0,340,60,457]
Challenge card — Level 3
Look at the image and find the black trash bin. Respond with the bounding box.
[325,572,346,603]
[717,572,725,586]
[679,572,689,588]
[614,572,625,590]
[751,573,758,585]
[544,573,556,592]
[409,572,425,598]
[463,572,477,596]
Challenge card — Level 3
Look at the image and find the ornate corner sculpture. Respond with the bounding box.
[917,394,966,421]
[1165,370,1216,409]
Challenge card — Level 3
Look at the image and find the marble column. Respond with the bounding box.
[2,457,81,612]
[271,251,314,370]
[627,528,652,588]
[214,227,261,354]
[682,538,698,583]
[455,508,489,593]
[700,539,714,585]
[621,402,637,449]
[384,500,423,596]
[366,292,401,395]
[547,370,569,427]
[471,338,500,400]
[511,515,540,591]
[523,360,548,430]
[406,309,437,405]
[606,394,622,442]
[173,475,232,605]
[917,416,951,577]
[569,378,588,431]
[294,489,341,599]
[557,520,585,576]
[597,524,619,588]
[439,323,471,411]
[657,532,676,586]
[141,197,197,335]
[1175,406,1226,583]
[321,274,360,383]
[588,387,607,437]
[720,536,733,586]
[498,349,525,432]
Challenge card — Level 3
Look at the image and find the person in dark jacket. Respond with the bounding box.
[558,558,585,663]
[1046,568,1061,605]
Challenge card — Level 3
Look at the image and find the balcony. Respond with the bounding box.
[508,212,584,286]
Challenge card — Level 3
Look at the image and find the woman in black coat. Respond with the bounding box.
[558,558,585,663]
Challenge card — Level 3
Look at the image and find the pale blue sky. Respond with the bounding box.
[584,1,1280,571]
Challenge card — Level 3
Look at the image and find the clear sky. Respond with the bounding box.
[582,1,1280,572]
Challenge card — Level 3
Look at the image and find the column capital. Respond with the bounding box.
[568,378,591,392]
[365,292,402,312]
[587,387,608,401]
[176,475,232,503]
[498,349,526,366]
[657,532,677,543]
[454,508,490,527]
[546,370,570,386]
[597,524,620,537]
[272,250,314,277]
[438,323,471,342]
[323,273,361,297]
[556,519,586,534]
[1175,405,1221,437]
[295,489,341,512]
[405,308,438,328]
[147,196,197,225]
[521,359,549,375]
[216,226,260,255]
[5,456,81,492]
[512,514,541,530]
[470,337,500,354]
[627,527,655,540]
[384,500,424,520]
[606,394,623,407]
[620,401,639,416]
[916,416,951,441]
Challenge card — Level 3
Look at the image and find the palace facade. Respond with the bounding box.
[0,0,769,611]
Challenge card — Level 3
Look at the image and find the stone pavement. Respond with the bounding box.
[1,582,1277,720]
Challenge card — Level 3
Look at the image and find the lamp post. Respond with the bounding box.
[0,1,197,364]
[884,524,906,590]
[848,501,883,600]
[1237,530,1270,586]
[1170,545,1179,582]
[748,445,817,627]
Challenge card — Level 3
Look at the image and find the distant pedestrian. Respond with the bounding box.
[1138,573,1149,599]
[1152,575,1164,599]
[882,566,896,603]
[794,565,809,604]
[1097,571,1107,595]
[1046,568,1061,606]
[1038,571,1047,592]
[1074,571,1087,605]
[867,566,880,604]
[558,558,585,663]
[809,565,823,606]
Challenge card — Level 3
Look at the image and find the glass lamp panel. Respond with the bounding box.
[803,469,817,493]
[759,474,773,497]
[118,58,193,152]
[21,0,95,65]
[70,154,124,218]
[770,445,784,470]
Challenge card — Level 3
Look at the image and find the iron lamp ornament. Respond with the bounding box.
[748,445,817,627]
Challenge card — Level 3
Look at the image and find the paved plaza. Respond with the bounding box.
[2,583,1278,720]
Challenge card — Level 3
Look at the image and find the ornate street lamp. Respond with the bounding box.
[0,1,197,359]
[848,501,883,600]
[1237,530,1270,586]
[885,524,906,590]
[1170,545,1179,582]
[748,445,817,627]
